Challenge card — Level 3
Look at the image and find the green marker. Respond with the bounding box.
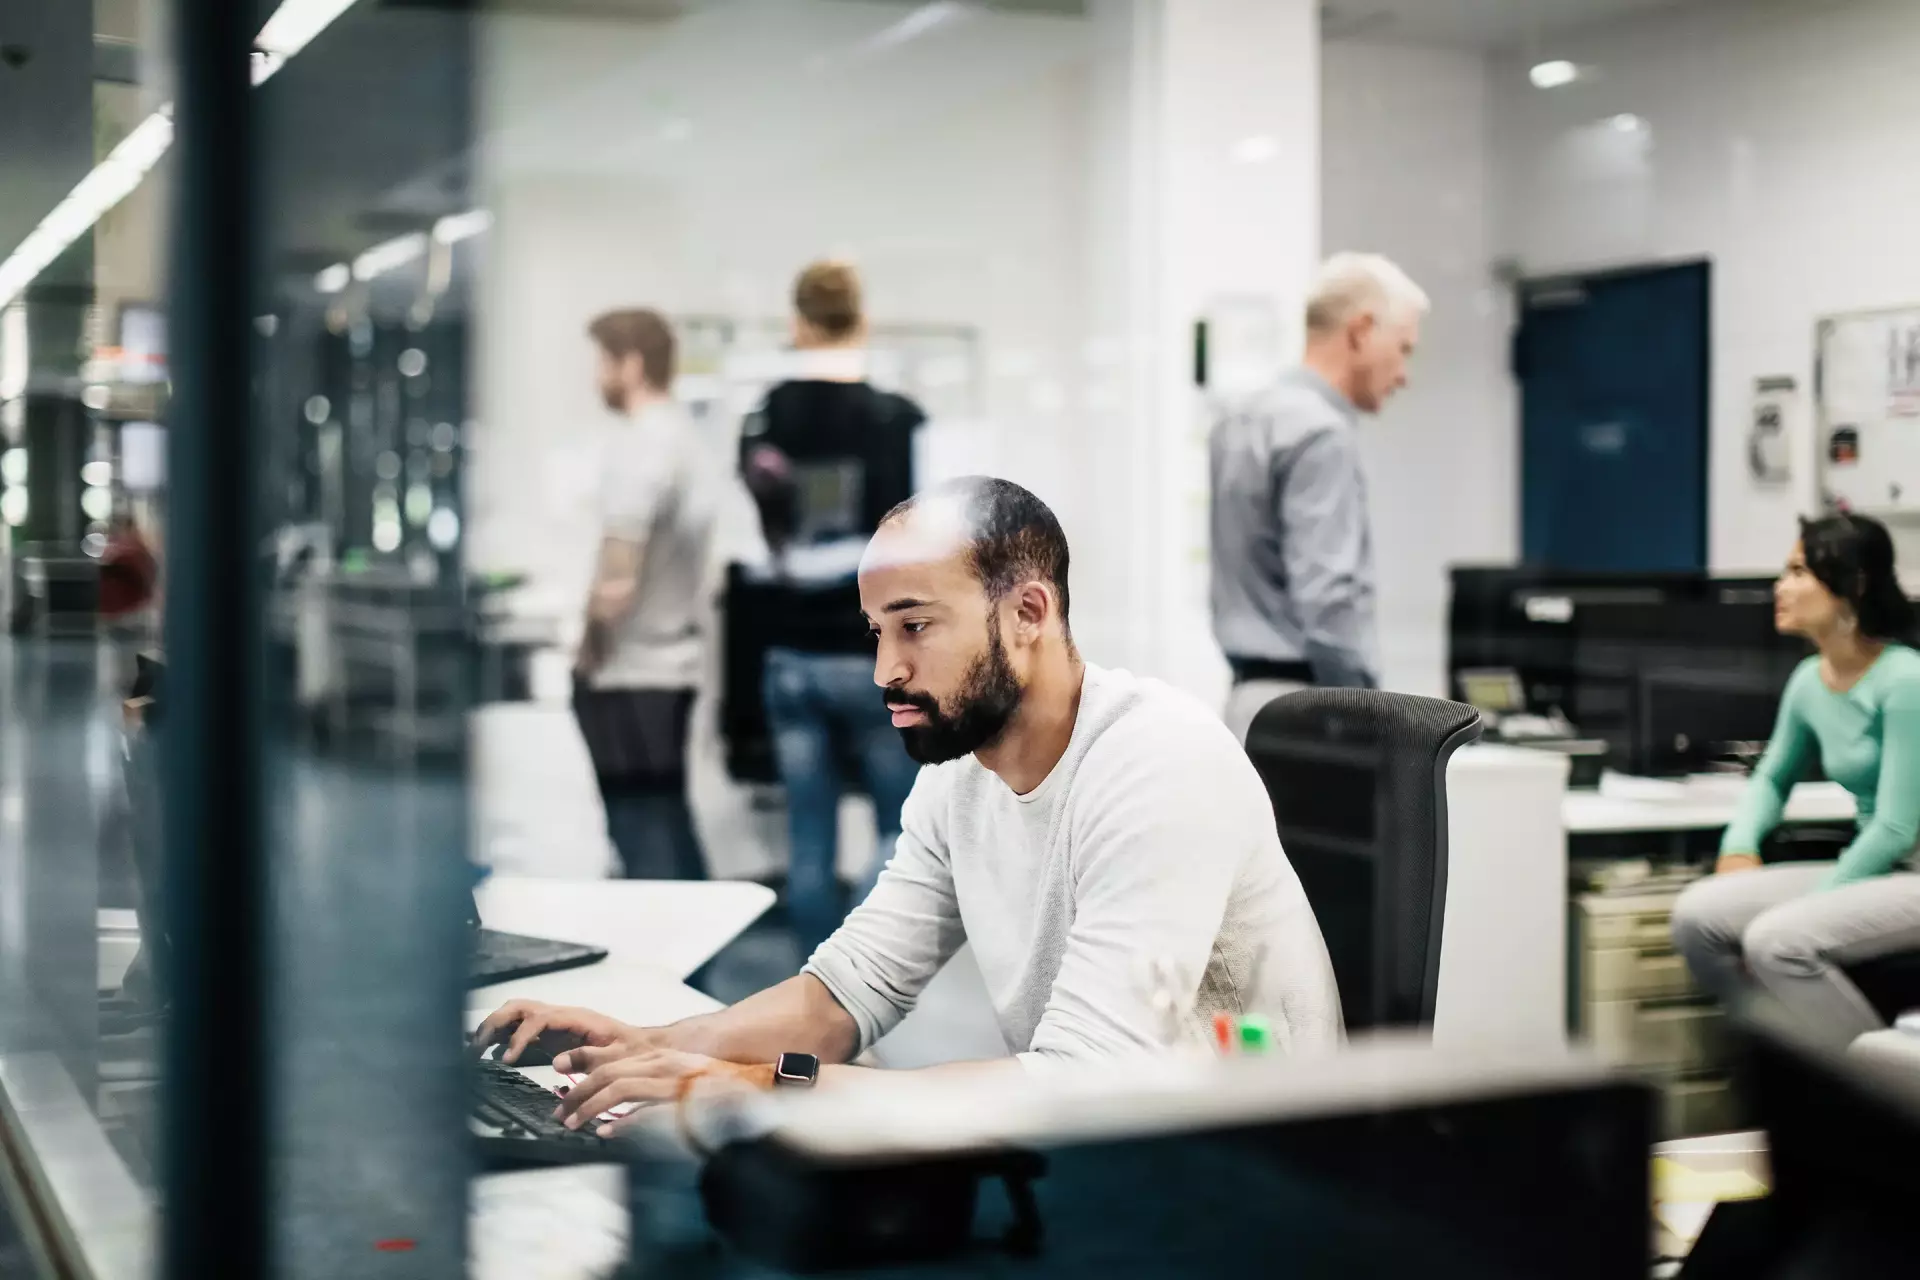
[1237,1015,1272,1054]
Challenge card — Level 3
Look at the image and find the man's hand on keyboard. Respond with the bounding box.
[472,999,655,1066]
[552,1043,774,1137]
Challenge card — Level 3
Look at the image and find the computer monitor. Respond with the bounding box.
[691,1046,1655,1278]
[1457,667,1525,717]
[1681,1008,1920,1278]
[1449,567,1804,777]
[1640,667,1785,776]
[1569,583,1798,776]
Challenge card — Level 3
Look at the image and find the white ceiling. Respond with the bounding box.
[479,0,1088,182]
[1321,0,1724,48]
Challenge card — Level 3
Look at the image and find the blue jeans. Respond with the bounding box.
[603,788,706,881]
[763,649,919,950]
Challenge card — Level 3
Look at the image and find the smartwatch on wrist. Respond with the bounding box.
[773,1052,820,1089]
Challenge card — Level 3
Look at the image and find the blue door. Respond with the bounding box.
[1516,262,1709,571]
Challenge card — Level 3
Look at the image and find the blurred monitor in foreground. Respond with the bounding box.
[675,1043,1653,1278]
[1680,1003,1920,1280]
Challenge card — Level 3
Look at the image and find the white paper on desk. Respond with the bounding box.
[1597,772,1690,802]
[471,1166,627,1280]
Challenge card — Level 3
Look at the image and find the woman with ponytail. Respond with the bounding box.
[1671,513,1920,1046]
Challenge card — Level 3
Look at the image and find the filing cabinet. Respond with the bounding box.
[1572,874,1738,1137]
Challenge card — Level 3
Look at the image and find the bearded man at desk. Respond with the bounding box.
[476,477,1341,1128]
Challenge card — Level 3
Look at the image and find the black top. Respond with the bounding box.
[737,379,924,653]
[740,380,923,547]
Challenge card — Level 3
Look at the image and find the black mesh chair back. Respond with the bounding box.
[1246,688,1482,1033]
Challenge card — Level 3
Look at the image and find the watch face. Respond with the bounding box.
[774,1052,820,1087]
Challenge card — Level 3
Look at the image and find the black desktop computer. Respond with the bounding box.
[1448,567,1804,779]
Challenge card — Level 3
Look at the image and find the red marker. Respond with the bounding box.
[1213,1012,1236,1054]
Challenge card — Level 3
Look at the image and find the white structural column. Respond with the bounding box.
[1081,0,1320,702]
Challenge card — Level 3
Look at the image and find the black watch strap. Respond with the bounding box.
[773,1052,820,1089]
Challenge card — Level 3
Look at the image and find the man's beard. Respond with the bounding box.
[887,620,1024,765]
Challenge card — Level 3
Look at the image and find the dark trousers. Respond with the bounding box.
[571,682,706,880]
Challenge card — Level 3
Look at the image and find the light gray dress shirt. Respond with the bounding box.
[1208,368,1378,688]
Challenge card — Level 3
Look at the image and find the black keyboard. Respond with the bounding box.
[469,927,608,988]
[471,1057,611,1167]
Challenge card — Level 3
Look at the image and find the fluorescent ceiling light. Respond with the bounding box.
[313,262,350,293]
[0,305,26,401]
[352,232,427,282]
[256,0,361,65]
[0,110,175,309]
[1529,60,1580,89]
[431,209,492,245]
[869,1,970,51]
[0,0,363,309]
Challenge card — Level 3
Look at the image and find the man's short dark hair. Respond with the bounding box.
[587,308,676,390]
[884,477,1071,628]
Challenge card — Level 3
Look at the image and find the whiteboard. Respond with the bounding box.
[1816,304,1920,515]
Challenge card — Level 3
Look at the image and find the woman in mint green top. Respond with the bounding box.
[1672,515,1920,1048]
[1724,647,1920,887]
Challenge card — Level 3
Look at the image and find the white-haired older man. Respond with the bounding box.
[1211,252,1429,741]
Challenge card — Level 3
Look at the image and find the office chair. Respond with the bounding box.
[1245,689,1482,1033]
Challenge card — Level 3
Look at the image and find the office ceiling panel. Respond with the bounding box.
[1322,0,1727,49]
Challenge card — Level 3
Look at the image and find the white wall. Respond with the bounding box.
[1492,0,1920,573]
[1322,38,1511,696]
[1148,0,1321,702]
[471,3,1096,614]
[470,1,1113,877]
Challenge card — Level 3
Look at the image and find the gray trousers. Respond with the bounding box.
[1224,679,1308,745]
[1670,863,1920,1048]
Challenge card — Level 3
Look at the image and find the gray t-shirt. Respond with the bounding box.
[805,663,1343,1071]
[588,402,719,690]
[1208,367,1378,687]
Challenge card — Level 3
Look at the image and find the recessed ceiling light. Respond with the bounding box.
[1608,112,1646,133]
[1231,134,1281,165]
[1529,60,1580,89]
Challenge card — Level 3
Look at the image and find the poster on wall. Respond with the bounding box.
[1815,306,1920,516]
[1749,375,1794,486]
[1890,317,1920,417]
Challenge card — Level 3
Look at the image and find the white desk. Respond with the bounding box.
[1563,776,1855,835]
[468,957,724,1035]
[467,960,722,1280]
[466,879,771,1280]
[476,876,774,981]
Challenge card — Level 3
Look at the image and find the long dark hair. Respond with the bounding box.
[1799,513,1915,642]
